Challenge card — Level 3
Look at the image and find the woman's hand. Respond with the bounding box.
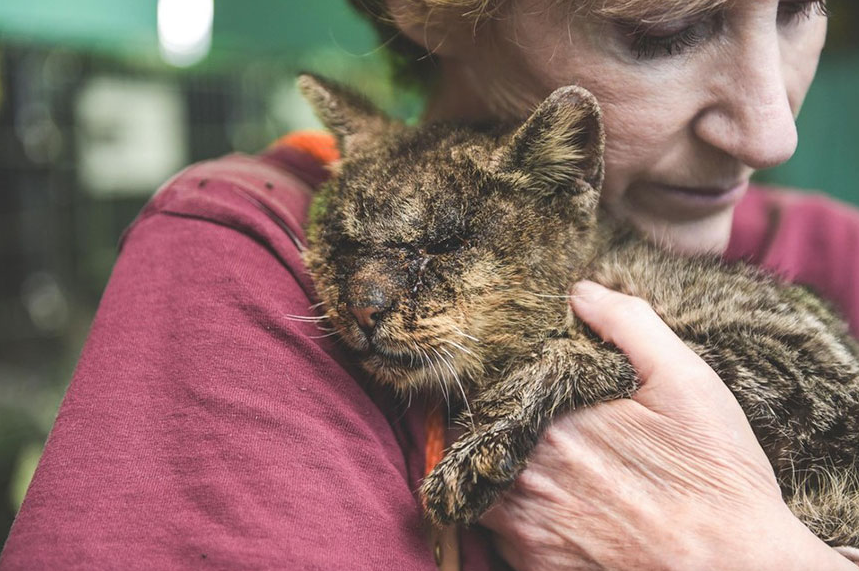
[480,281,856,571]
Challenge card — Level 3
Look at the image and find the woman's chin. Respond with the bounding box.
[629,208,736,255]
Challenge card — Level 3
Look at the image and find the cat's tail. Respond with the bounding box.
[786,463,859,549]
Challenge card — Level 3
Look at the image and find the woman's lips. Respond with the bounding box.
[627,180,750,221]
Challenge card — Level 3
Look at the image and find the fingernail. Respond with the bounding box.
[571,280,607,303]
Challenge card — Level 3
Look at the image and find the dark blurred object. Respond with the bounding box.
[0,405,40,539]
[828,0,859,51]
[0,43,306,544]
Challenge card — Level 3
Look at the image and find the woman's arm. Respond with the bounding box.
[0,156,437,570]
[481,280,857,571]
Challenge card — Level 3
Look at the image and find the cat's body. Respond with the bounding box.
[297,74,859,546]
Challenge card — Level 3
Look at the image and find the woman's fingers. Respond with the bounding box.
[569,280,743,419]
[569,281,699,378]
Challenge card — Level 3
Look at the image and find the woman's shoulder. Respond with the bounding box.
[116,131,339,317]
[125,133,334,256]
[727,184,859,335]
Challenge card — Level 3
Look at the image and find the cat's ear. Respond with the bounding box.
[495,85,604,194]
[297,73,388,155]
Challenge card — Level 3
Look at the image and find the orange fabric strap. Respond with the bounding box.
[272,130,340,165]
[424,408,446,477]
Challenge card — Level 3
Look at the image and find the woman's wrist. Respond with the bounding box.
[690,503,858,571]
[770,512,858,571]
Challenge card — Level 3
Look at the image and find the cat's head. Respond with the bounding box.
[298,73,604,394]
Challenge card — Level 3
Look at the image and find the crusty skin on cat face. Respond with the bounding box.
[300,73,605,392]
[299,74,859,545]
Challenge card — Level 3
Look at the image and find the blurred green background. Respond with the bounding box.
[0,0,857,547]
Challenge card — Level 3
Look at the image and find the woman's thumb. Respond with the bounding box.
[569,280,743,419]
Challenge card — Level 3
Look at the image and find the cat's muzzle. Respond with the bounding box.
[370,348,424,370]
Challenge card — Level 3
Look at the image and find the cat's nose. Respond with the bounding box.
[346,266,396,337]
[349,305,384,335]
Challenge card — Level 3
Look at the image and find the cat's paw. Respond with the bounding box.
[420,428,525,526]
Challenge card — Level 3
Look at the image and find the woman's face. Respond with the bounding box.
[420,0,829,253]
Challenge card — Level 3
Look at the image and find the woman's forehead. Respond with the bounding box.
[584,0,729,22]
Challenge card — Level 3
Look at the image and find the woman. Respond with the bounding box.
[2,0,858,569]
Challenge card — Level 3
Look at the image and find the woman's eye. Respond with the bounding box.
[777,0,830,26]
[425,236,466,255]
[624,16,721,60]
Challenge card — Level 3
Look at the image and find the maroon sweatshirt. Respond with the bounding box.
[2,142,858,570]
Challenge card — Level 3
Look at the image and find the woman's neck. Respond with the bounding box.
[422,61,496,124]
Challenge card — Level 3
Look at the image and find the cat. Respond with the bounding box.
[296,73,859,547]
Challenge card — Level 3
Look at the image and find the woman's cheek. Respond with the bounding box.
[783,18,827,115]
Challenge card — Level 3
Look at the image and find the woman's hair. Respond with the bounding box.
[345,0,477,92]
[346,0,732,91]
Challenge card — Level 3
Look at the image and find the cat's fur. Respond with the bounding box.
[297,73,859,546]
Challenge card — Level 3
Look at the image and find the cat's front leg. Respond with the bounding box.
[421,335,638,526]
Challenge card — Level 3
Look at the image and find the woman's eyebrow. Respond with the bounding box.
[586,0,729,24]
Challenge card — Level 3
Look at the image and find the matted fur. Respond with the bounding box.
[298,74,859,547]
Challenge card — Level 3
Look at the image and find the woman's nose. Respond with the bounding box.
[694,32,798,170]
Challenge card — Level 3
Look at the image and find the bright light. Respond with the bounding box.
[158,0,214,67]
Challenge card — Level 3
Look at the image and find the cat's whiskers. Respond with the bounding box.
[430,346,458,423]
[428,347,453,415]
[431,346,450,377]
[285,312,338,338]
[411,341,422,370]
[285,313,330,322]
[308,331,340,339]
[441,338,475,357]
[438,345,475,429]
[437,345,455,365]
[452,325,481,344]
[314,332,348,351]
